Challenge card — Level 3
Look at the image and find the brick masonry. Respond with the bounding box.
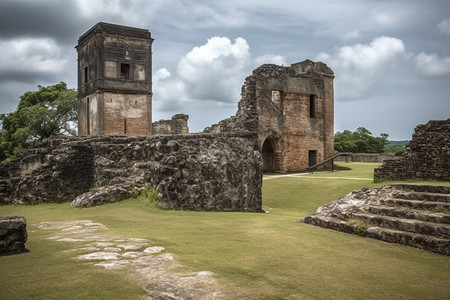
[205,60,334,172]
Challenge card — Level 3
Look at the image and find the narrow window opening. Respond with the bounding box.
[86,97,90,135]
[309,150,317,168]
[124,119,127,134]
[309,94,316,118]
[120,63,130,80]
[84,67,88,84]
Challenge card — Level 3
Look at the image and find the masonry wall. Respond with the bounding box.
[0,134,262,212]
[205,60,334,172]
[152,114,189,135]
[77,22,153,136]
[374,119,450,181]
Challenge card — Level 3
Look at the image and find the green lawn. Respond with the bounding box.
[1,162,449,299]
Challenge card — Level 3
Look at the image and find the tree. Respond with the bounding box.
[0,82,77,162]
[334,127,389,153]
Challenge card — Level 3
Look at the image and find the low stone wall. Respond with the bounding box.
[374,119,450,181]
[334,153,397,163]
[0,133,262,212]
[0,216,28,255]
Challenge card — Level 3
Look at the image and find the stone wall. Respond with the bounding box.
[0,216,28,255]
[0,134,262,212]
[152,114,189,135]
[374,119,450,181]
[334,153,398,163]
[205,60,334,172]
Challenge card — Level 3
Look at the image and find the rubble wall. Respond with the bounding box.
[0,134,262,212]
[374,119,450,181]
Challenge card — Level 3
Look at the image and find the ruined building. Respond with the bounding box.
[77,22,153,136]
[205,61,335,172]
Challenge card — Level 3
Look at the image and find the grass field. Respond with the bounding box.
[1,162,449,299]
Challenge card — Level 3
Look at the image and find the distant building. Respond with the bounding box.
[76,22,153,136]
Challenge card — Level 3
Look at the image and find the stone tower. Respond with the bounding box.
[76,22,153,136]
[205,60,334,172]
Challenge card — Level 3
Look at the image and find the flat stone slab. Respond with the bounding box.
[33,220,225,299]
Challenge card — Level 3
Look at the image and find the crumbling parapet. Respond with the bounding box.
[374,119,450,181]
[152,114,189,135]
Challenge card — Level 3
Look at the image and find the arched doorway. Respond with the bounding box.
[262,138,275,172]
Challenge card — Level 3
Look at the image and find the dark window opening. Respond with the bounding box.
[309,150,317,168]
[84,67,88,84]
[120,63,130,80]
[309,94,316,118]
[86,97,90,135]
[262,138,275,172]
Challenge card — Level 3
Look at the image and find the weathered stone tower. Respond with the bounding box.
[205,60,335,172]
[76,22,153,136]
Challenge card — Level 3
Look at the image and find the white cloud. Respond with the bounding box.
[415,52,450,77]
[177,36,251,103]
[316,36,406,100]
[152,36,288,113]
[0,38,68,74]
[437,18,450,36]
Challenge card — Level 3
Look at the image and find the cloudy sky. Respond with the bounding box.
[0,0,449,140]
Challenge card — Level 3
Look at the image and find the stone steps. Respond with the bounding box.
[350,212,450,239]
[380,198,450,211]
[301,184,450,255]
[367,205,450,224]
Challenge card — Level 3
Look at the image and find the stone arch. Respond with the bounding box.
[261,135,281,172]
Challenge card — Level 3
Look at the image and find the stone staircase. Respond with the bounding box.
[301,184,450,255]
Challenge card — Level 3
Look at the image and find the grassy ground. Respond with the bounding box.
[1,162,449,299]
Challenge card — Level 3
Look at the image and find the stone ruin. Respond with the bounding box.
[205,60,335,172]
[0,22,336,211]
[0,133,262,211]
[0,216,28,255]
[375,119,450,181]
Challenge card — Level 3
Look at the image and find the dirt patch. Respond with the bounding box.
[34,220,226,299]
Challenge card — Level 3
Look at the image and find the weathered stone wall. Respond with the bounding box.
[0,134,262,212]
[205,60,334,172]
[0,216,28,255]
[152,114,189,135]
[374,119,450,181]
[334,153,398,163]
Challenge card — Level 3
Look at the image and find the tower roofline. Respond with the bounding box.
[78,22,153,46]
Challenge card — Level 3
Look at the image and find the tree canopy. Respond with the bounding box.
[334,127,389,153]
[0,82,77,162]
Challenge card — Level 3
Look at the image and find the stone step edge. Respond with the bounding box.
[351,212,450,239]
[366,226,449,256]
[301,215,450,256]
[380,199,450,210]
[393,191,450,203]
[366,205,450,225]
[390,184,450,195]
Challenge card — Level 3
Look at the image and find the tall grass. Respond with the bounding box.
[1,162,449,299]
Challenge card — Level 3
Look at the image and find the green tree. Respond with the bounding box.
[334,127,389,153]
[0,82,77,162]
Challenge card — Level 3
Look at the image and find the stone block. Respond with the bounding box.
[0,216,28,255]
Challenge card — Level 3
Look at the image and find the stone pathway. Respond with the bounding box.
[34,220,225,299]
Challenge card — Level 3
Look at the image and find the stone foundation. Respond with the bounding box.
[0,134,262,212]
[374,119,450,181]
[0,216,28,255]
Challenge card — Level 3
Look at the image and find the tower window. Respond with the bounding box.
[84,67,88,84]
[309,94,316,118]
[120,63,130,79]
